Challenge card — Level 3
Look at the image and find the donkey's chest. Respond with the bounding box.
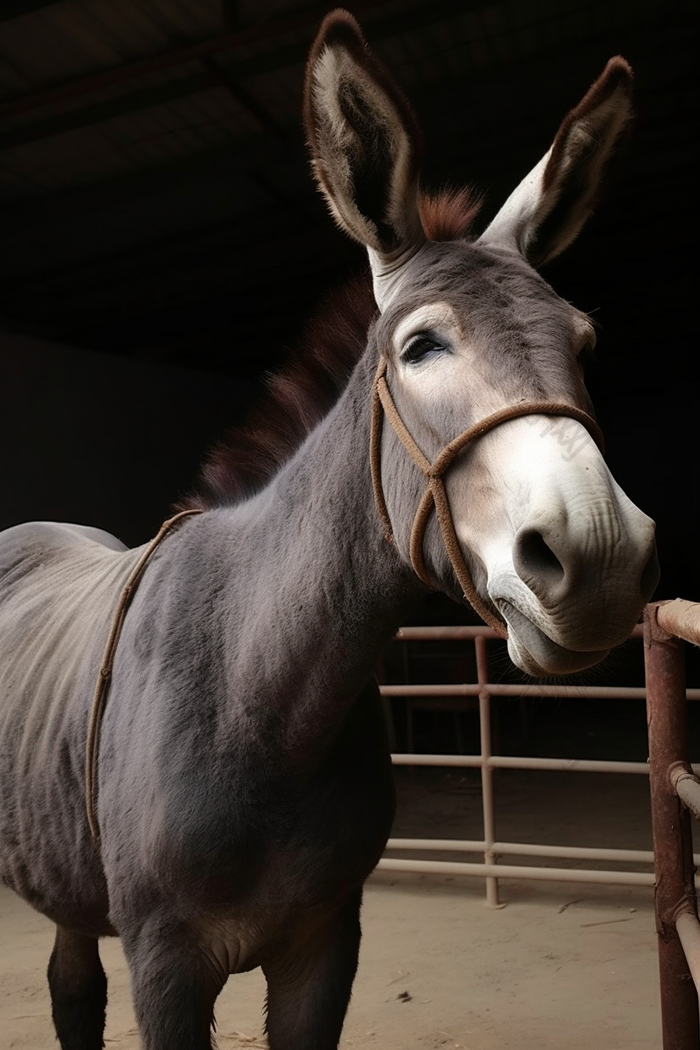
[171,760,395,972]
[167,743,394,901]
[131,693,396,919]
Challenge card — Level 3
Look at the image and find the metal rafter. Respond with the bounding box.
[0,0,398,118]
[0,0,498,132]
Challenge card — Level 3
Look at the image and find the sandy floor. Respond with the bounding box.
[0,873,661,1050]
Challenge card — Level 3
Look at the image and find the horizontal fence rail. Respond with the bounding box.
[644,599,700,1050]
[378,620,699,907]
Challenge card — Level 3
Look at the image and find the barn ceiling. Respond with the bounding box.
[0,0,695,383]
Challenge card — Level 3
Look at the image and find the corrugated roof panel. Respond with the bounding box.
[2,124,137,187]
[0,54,31,98]
[0,0,225,95]
[384,25,469,86]
[132,99,190,134]
[42,8,137,69]
[0,62,193,127]
[188,87,239,124]
[163,124,208,154]
[0,163,28,189]
[70,0,178,55]
[237,0,317,19]
[152,0,223,36]
[405,17,469,80]
[134,90,260,140]
[0,17,91,90]
[0,77,267,192]
[109,108,183,163]
[94,120,197,168]
[178,92,252,143]
[60,125,138,179]
[245,63,305,126]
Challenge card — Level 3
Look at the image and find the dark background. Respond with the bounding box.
[0,1,697,703]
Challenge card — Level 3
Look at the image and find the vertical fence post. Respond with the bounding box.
[644,602,699,1050]
[475,635,505,908]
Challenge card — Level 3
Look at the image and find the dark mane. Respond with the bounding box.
[177,273,376,510]
[178,189,481,510]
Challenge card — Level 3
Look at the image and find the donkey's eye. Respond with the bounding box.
[401,332,449,365]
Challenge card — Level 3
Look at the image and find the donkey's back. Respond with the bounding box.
[0,520,142,926]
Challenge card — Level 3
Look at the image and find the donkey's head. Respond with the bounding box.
[304,10,659,676]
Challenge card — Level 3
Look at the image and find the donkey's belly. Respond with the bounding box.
[0,521,144,928]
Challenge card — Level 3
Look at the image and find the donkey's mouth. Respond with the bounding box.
[499,602,610,676]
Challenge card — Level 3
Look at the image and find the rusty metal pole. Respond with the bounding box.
[644,602,699,1050]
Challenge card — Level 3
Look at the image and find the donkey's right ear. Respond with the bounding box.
[304,10,425,286]
[478,57,634,267]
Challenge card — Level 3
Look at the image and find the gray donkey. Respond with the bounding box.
[0,9,658,1050]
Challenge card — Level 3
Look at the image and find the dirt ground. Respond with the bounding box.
[0,768,673,1050]
[0,873,661,1050]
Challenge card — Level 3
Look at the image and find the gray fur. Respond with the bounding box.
[0,358,416,1048]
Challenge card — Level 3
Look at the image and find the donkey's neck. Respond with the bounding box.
[215,353,423,748]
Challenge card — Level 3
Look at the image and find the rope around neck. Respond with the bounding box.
[369,357,605,638]
[85,508,202,842]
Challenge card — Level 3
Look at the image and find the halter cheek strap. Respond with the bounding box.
[369,357,605,638]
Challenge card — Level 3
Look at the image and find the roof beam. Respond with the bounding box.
[199,56,288,141]
[0,72,217,151]
[0,0,490,124]
[0,0,390,118]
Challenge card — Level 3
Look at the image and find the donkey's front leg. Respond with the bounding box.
[263,889,363,1050]
[47,925,107,1050]
[119,916,227,1050]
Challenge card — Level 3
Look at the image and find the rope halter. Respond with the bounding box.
[85,508,202,841]
[369,357,605,638]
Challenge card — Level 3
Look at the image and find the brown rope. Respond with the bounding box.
[85,508,202,842]
[369,357,605,637]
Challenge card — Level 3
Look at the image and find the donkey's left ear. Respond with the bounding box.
[478,57,633,267]
[304,10,425,300]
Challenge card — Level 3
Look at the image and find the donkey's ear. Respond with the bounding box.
[478,57,634,267]
[304,10,425,281]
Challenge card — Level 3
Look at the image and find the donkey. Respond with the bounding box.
[0,9,658,1050]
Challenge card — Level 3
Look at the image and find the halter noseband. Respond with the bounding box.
[369,357,605,638]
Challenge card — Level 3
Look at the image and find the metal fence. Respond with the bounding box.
[374,604,699,1045]
[377,623,697,901]
[377,606,700,1045]
[644,599,700,1050]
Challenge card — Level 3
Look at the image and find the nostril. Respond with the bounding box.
[640,546,660,601]
[514,527,565,591]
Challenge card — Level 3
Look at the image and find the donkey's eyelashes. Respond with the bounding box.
[401,331,450,365]
[577,340,597,369]
[572,314,597,357]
